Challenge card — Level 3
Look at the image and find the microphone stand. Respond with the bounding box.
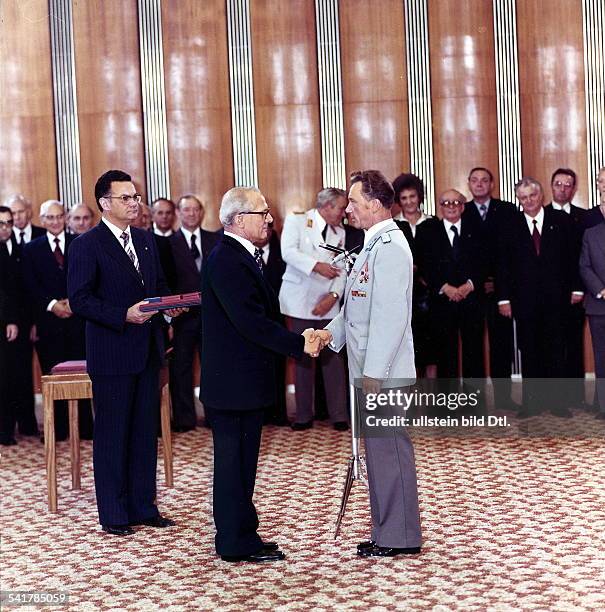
[319,243,367,538]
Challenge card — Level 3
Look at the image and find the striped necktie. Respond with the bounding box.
[120,231,142,279]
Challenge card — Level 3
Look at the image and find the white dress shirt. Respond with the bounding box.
[102,218,141,271]
[14,223,33,244]
[224,230,256,257]
[46,231,66,312]
[442,219,462,247]
[551,202,571,214]
[153,224,173,237]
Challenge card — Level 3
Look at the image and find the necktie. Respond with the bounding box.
[254,248,263,271]
[450,225,461,261]
[120,231,142,279]
[531,219,541,256]
[19,231,25,245]
[321,225,328,241]
[190,234,201,271]
[53,237,64,269]
[479,204,487,220]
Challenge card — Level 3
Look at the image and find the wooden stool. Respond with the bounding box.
[42,363,174,512]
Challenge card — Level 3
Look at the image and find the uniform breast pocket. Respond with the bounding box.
[356,335,368,350]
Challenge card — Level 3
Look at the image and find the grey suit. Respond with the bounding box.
[579,221,605,412]
[326,221,421,548]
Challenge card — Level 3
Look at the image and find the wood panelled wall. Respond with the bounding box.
[0,0,599,217]
[0,0,57,221]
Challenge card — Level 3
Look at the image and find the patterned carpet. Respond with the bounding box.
[1,415,605,611]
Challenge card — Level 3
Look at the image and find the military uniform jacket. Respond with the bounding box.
[279,208,346,320]
[326,221,416,385]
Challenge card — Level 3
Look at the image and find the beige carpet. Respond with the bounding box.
[1,418,604,611]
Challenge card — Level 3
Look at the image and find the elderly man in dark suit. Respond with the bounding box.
[579,202,605,419]
[167,194,220,432]
[22,200,93,441]
[463,167,517,408]
[546,168,587,408]
[0,206,21,445]
[422,189,486,378]
[497,177,579,418]
[68,170,184,536]
[201,186,320,563]
[0,205,38,440]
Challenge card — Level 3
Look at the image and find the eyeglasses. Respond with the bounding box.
[553,181,573,188]
[43,214,65,221]
[104,194,142,204]
[440,200,464,208]
[239,208,271,220]
[0,220,14,227]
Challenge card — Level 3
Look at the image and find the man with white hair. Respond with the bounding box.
[279,188,348,430]
[200,186,322,563]
[67,203,95,235]
[4,194,45,247]
[22,200,93,440]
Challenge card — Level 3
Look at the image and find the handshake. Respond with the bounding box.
[301,328,333,358]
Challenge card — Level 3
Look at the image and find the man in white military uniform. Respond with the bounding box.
[279,188,349,430]
[324,170,422,557]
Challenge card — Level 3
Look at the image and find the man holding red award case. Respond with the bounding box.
[68,170,185,536]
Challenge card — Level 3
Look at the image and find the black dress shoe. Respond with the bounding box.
[171,425,196,433]
[0,437,17,446]
[221,547,285,563]
[357,543,421,557]
[357,540,375,551]
[333,422,349,431]
[134,515,175,528]
[262,541,279,551]
[291,421,312,431]
[550,407,573,418]
[102,524,134,536]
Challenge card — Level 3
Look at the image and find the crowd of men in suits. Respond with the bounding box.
[1,165,605,446]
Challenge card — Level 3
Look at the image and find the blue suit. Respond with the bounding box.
[68,220,168,526]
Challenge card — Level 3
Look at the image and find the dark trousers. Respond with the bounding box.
[516,309,566,411]
[562,303,586,407]
[5,330,37,435]
[432,296,485,378]
[484,293,515,407]
[169,315,200,429]
[205,406,265,556]
[588,315,605,412]
[90,359,161,526]
[289,317,347,423]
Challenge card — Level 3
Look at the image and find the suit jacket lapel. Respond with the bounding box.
[97,222,143,285]
[131,229,151,288]
[175,231,199,278]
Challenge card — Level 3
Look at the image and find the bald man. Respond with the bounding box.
[67,203,95,235]
[420,189,486,378]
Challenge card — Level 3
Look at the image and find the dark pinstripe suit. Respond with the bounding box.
[68,220,169,526]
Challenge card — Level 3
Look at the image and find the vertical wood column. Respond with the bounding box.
[162,0,233,228]
[138,0,170,202]
[49,0,83,208]
[251,0,322,224]
[0,0,58,212]
[340,0,409,186]
[428,0,499,205]
[517,0,588,207]
[315,0,346,189]
[73,0,147,203]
